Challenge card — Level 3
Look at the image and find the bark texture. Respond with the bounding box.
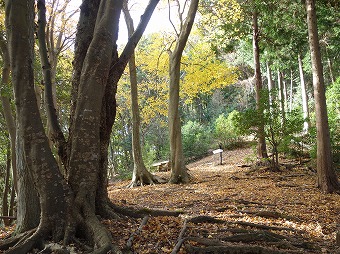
[305,0,340,193]
[6,1,71,252]
[3,0,160,252]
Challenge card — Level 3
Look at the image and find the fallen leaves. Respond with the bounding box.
[108,147,340,253]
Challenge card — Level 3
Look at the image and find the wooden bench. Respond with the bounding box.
[152,160,170,172]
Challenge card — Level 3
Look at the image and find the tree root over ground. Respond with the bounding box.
[169,215,317,254]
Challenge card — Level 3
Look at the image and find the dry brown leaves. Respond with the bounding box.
[108,147,340,253]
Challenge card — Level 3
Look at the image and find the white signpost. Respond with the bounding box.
[213,148,223,165]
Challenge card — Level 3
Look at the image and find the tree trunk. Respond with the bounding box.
[252,10,268,159]
[266,61,274,105]
[4,0,160,252]
[2,147,11,226]
[277,70,285,125]
[123,0,164,188]
[37,0,68,168]
[6,1,71,251]
[298,53,310,132]
[305,0,340,193]
[0,36,17,194]
[289,69,293,112]
[168,0,199,184]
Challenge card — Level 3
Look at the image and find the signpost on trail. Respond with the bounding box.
[213,148,223,165]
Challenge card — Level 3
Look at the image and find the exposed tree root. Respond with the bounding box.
[171,219,187,254]
[110,202,183,218]
[125,215,149,250]
[0,229,35,251]
[188,215,225,224]
[127,167,167,188]
[184,243,289,254]
[4,227,45,254]
[232,221,296,231]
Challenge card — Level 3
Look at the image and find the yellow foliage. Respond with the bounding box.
[180,41,238,103]
[117,31,238,125]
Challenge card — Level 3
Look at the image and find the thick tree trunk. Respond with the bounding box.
[6,1,71,252]
[252,10,268,159]
[298,53,310,132]
[3,0,160,252]
[168,0,199,184]
[305,0,340,193]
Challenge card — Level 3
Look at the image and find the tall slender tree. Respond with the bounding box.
[305,0,340,193]
[168,0,199,184]
[123,0,165,187]
[252,8,268,160]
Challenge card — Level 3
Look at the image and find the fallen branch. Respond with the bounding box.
[224,198,276,207]
[233,221,295,231]
[240,210,301,221]
[111,203,183,218]
[0,216,16,220]
[185,244,288,254]
[171,219,187,254]
[188,215,225,224]
[126,215,149,249]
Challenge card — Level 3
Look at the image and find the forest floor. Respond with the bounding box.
[1,146,340,253]
[107,146,340,253]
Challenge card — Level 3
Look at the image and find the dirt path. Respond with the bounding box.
[108,147,340,253]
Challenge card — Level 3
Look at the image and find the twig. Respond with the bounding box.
[171,219,187,254]
[126,215,149,249]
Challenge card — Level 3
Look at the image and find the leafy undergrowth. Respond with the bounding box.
[108,147,340,253]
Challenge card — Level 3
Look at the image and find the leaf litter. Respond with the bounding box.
[109,147,340,253]
[1,147,340,253]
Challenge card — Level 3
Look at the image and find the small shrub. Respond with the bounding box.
[182,121,212,159]
[214,111,243,148]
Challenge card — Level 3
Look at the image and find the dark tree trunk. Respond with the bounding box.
[305,0,340,193]
[3,0,160,253]
[252,10,268,159]
[6,1,71,253]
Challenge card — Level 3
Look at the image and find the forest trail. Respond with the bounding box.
[1,147,339,253]
[108,146,340,253]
